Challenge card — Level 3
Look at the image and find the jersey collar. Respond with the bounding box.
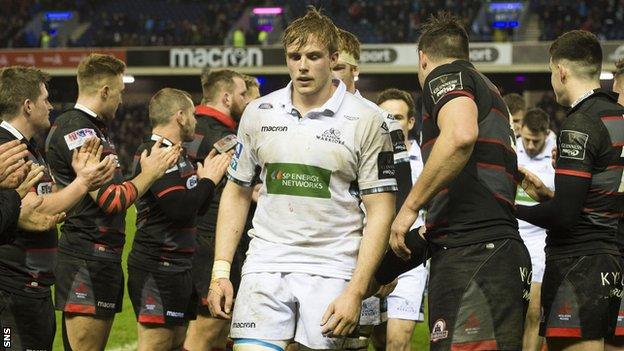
[150,134,173,146]
[194,105,237,130]
[0,120,25,141]
[74,103,98,118]
[568,89,618,113]
[280,79,346,118]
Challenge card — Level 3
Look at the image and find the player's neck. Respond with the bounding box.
[76,95,104,117]
[566,80,600,107]
[203,102,231,118]
[292,78,336,115]
[2,116,34,140]
[347,83,356,94]
[152,125,181,144]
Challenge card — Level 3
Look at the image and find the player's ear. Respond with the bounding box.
[557,63,567,83]
[101,85,110,100]
[419,50,427,70]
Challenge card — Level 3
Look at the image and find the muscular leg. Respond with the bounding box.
[138,323,188,351]
[523,282,544,351]
[547,338,603,351]
[185,315,229,350]
[386,319,416,351]
[63,313,114,351]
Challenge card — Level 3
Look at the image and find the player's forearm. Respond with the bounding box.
[130,170,160,198]
[214,180,253,263]
[348,193,395,297]
[39,177,89,214]
[403,132,473,213]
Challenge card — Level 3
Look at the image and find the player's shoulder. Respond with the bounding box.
[341,92,385,124]
[53,109,99,135]
[424,61,474,99]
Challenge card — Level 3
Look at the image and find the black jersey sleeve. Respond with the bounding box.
[374,228,429,284]
[0,189,20,239]
[516,112,605,233]
[423,69,477,123]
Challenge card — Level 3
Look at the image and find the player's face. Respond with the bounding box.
[379,99,415,140]
[332,62,357,92]
[286,36,338,98]
[511,110,524,138]
[180,104,196,142]
[101,74,124,121]
[520,126,548,158]
[549,59,568,106]
[228,77,247,120]
[30,83,53,131]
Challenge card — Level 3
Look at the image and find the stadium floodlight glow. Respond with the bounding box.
[123,75,135,84]
[600,72,614,80]
[253,7,283,15]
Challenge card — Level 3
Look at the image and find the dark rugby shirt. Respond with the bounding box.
[0,121,57,297]
[129,136,215,272]
[45,106,126,262]
[185,105,254,251]
[421,60,521,247]
[547,89,624,258]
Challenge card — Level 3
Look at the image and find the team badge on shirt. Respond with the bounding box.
[559,130,588,160]
[64,128,97,150]
[429,72,464,104]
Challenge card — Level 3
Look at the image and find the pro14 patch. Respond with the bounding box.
[429,72,464,104]
[559,130,589,160]
[64,128,97,150]
[377,151,395,179]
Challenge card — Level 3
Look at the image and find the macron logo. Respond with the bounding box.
[261,126,288,132]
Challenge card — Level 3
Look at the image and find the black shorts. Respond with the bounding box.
[192,234,246,316]
[0,289,55,351]
[54,252,124,317]
[428,238,531,351]
[540,254,622,339]
[128,265,198,326]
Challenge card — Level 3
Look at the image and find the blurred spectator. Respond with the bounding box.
[233,27,245,47]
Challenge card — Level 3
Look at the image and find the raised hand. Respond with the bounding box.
[197,149,232,184]
[520,167,554,202]
[72,138,116,191]
[15,164,44,199]
[18,195,66,232]
[0,140,29,189]
[140,138,181,180]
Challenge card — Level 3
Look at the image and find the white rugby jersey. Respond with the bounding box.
[515,136,555,239]
[228,80,397,280]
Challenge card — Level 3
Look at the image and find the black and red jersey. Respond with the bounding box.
[0,121,56,297]
[421,60,521,247]
[45,107,127,262]
[547,89,624,258]
[128,136,215,272]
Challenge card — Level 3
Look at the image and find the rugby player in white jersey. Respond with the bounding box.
[207,8,397,351]
[515,108,555,351]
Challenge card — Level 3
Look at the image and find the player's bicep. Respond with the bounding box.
[555,114,600,178]
[437,97,479,148]
[227,114,257,186]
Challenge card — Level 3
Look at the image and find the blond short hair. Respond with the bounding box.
[148,88,193,126]
[200,69,243,104]
[77,53,126,94]
[338,28,361,61]
[0,66,50,120]
[282,7,339,55]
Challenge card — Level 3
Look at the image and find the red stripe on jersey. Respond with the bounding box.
[105,187,122,214]
[98,184,116,208]
[601,116,624,121]
[157,186,186,198]
[444,90,474,100]
[491,107,510,121]
[589,188,622,196]
[555,169,592,178]
[615,326,624,336]
[139,314,165,324]
[614,142,624,147]
[476,138,515,154]
[545,327,582,337]
[476,162,516,182]
[582,208,623,217]
[493,192,514,206]
[451,339,498,351]
[64,303,96,314]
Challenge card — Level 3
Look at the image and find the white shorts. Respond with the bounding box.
[231,272,360,349]
[387,263,428,321]
[522,234,546,283]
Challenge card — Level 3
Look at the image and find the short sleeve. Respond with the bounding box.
[227,110,257,187]
[45,121,93,187]
[555,112,605,179]
[357,112,398,195]
[424,70,476,122]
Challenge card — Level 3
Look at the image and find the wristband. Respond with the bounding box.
[212,260,231,280]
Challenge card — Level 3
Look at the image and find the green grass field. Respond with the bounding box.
[52,207,430,350]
